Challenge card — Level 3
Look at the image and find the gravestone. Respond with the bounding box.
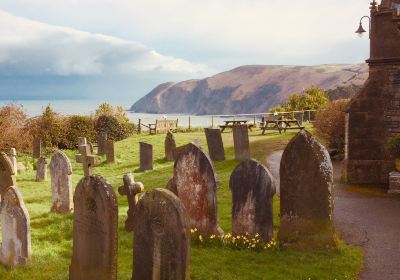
[8,148,17,175]
[205,128,225,161]
[174,143,223,235]
[33,138,41,159]
[78,137,87,146]
[36,157,48,182]
[69,175,118,280]
[140,142,153,171]
[97,132,108,156]
[133,188,190,280]
[0,153,16,196]
[233,125,250,161]
[279,130,336,248]
[0,186,31,267]
[76,144,98,177]
[105,140,116,163]
[165,131,176,162]
[230,159,276,242]
[50,150,73,213]
[118,173,144,232]
[388,171,400,194]
[193,138,201,147]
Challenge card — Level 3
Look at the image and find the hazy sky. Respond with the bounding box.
[0,0,372,102]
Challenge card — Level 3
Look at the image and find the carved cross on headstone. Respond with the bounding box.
[75,145,98,177]
[118,173,144,232]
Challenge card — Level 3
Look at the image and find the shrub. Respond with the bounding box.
[0,104,32,152]
[62,115,96,149]
[385,134,400,158]
[314,99,349,153]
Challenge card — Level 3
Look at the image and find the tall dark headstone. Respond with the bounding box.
[69,175,118,280]
[165,131,177,162]
[279,130,336,248]
[230,159,276,243]
[97,132,108,156]
[173,143,223,235]
[50,150,73,213]
[133,189,190,280]
[233,125,250,161]
[205,128,225,161]
[140,142,153,171]
[33,138,41,159]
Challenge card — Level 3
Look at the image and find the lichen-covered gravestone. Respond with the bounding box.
[105,140,116,163]
[9,148,17,176]
[205,128,225,161]
[140,142,153,171]
[69,175,118,280]
[0,153,16,197]
[97,132,108,156]
[230,159,276,242]
[36,157,48,182]
[173,143,223,235]
[165,131,176,162]
[32,137,41,159]
[233,124,250,161]
[133,188,190,280]
[0,186,31,267]
[279,130,336,248]
[50,150,73,213]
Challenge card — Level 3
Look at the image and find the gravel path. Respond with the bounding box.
[266,151,400,280]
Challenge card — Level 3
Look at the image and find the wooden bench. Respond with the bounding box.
[142,119,179,135]
[260,116,304,134]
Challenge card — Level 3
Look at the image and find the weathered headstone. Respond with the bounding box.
[0,153,16,196]
[140,142,153,171]
[36,157,48,182]
[174,143,223,235]
[50,150,73,213]
[105,140,116,163]
[133,188,190,280]
[230,159,276,242]
[97,132,108,156]
[388,171,400,194]
[76,144,98,177]
[165,131,176,162]
[78,137,87,146]
[233,124,250,161]
[33,137,41,159]
[69,175,118,280]
[279,130,336,248]
[205,128,225,161]
[118,173,144,232]
[0,186,31,267]
[8,148,17,175]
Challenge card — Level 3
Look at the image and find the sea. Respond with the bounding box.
[0,99,251,128]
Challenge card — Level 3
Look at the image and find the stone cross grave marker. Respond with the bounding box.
[233,124,250,161]
[133,188,190,280]
[36,156,48,182]
[140,142,153,171]
[205,128,225,161]
[165,131,176,162]
[118,173,144,232]
[230,159,276,242]
[105,140,116,163]
[8,148,17,176]
[0,186,31,268]
[0,152,16,196]
[279,130,336,249]
[32,137,41,159]
[75,144,98,177]
[50,150,73,213]
[97,132,108,156]
[69,175,118,280]
[173,143,223,235]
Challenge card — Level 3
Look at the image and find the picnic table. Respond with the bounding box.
[219,120,254,133]
[260,116,304,134]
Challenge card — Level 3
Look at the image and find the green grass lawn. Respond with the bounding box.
[0,128,363,280]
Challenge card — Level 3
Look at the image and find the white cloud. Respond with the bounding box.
[0,9,212,78]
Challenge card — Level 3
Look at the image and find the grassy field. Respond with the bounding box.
[0,128,363,280]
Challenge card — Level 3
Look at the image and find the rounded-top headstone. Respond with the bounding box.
[174,143,223,235]
[165,131,177,162]
[133,188,190,280]
[50,150,73,213]
[230,159,276,242]
[279,130,336,248]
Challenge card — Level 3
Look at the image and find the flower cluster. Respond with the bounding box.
[190,229,278,252]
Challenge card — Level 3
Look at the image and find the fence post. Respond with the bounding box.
[211,116,215,128]
[253,115,256,126]
[138,119,142,134]
[189,116,191,130]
